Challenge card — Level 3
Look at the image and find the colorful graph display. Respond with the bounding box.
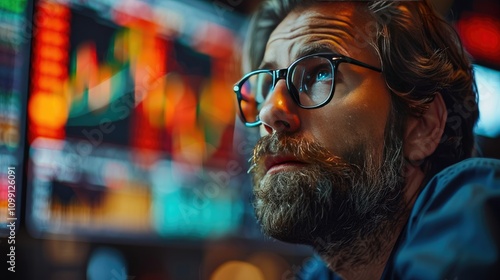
[26,0,250,240]
[0,0,32,237]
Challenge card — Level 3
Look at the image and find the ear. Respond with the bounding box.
[403,93,447,165]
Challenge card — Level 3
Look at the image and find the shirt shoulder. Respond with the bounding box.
[393,158,500,279]
[295,255,342,280]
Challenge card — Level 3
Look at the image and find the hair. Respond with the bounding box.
[243,0,478,180]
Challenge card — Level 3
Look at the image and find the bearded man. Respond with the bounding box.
[233,0,500,279]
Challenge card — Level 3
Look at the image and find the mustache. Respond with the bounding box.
[248,133,358,174]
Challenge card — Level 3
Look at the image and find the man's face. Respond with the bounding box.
[249,2,407,259]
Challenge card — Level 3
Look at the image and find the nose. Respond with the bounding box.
[259,79,300,134]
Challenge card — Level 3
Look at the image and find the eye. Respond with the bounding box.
[304,65,332,88]
[315,68,332,81]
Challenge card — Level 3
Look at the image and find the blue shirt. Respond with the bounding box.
[297,158,500,280]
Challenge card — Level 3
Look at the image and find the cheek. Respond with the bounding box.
[309,109,384,157]
[302,82,391,158]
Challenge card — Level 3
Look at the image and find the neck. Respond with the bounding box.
[321,163,425,280]
[321,219,405,280]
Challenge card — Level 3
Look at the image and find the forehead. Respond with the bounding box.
[262,2,377,67]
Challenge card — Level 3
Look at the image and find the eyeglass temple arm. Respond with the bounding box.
[338,57,382,72]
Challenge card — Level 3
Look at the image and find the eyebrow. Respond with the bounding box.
[258,42,346,70]
[296,42,345,59]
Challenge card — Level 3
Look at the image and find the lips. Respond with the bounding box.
[264,155,306,174]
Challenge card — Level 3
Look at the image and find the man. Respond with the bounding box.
[233,0,500,279]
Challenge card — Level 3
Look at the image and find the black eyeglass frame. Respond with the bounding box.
[233,52,382,127]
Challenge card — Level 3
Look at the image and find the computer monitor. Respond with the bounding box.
[0,0,33,237]
[24,0,252,241]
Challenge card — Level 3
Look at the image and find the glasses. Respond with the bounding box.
[233,53,382,127]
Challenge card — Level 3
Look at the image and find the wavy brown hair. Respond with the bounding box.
[243,0,478,180]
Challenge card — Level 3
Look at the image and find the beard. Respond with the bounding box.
[249,115,406,268]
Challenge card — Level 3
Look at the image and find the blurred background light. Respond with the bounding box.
[474,64,500,138]
[210,261,265,280]
[87,247,128,280]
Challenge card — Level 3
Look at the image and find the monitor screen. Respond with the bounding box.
[25,0,252,241]
[0,0,32,237]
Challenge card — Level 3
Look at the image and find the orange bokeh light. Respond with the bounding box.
[29,92,68,129]
[38,29,68,46]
